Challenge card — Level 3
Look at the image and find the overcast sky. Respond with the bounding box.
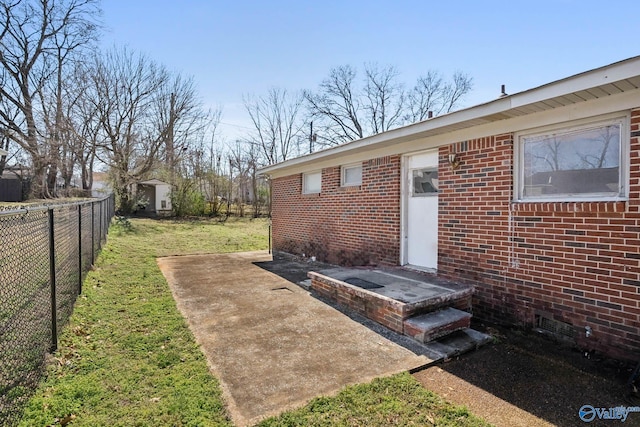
[100,0,640,142]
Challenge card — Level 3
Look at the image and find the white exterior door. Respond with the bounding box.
[405,150,439,270]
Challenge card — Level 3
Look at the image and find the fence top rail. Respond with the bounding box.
[0,194,112,218]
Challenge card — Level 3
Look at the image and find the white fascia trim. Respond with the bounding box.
[265,89,640,179]
[511,57,640,108]
[259,97,511,176]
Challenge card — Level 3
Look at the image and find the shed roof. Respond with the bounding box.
[139,179,170,186]
[260,56,640,178]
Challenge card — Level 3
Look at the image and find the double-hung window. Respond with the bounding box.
[516,115,628,201]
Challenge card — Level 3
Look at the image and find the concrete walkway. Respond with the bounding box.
[157,251,430,426]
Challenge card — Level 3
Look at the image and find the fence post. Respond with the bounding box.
[48,208,58,353]
[99,199,103,248]
[78,204,83,295]
[91,201,95,264]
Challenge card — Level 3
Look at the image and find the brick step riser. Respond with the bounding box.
[310,277,471,334]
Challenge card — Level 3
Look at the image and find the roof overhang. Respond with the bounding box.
[139,179,170,186]
[260,56,640,178]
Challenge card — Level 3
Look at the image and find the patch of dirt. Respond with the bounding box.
[421,322,636,426]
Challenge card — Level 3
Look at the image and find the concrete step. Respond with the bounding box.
[403,308,472,343]
[298,279,312,290]
[419,328,494,361]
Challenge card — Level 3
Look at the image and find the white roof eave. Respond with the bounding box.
[259,97,511,176]
[139,179,170,186]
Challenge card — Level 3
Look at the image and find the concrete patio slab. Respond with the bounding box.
[157,251,431,427]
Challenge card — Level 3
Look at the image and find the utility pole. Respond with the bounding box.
[309,121,317,154]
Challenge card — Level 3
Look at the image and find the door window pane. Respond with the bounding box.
[412,168,438,196]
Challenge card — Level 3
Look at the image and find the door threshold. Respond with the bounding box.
[403,264,437,274]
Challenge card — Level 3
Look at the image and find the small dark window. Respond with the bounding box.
[161,200,167,209]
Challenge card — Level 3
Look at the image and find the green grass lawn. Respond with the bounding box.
[19,217,489,427]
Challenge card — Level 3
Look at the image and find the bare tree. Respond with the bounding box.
[304,65,364,145]
[0,0,100,198]
[305,64,473,146]
[0,102,20,177]
[46,1,98,195]
[405,71,473,122]
[204,151,228,216]
[227,140,247,216]
[39,61,86,194]
[169,107,224,217]
[68,62,99,193]
[225,154,233,216]
[198,109,228,216]
[155,73,208,184]
[443,72,473,114]
[88,47,169,212]
[244,87,305,165]
[0,131,9,176]
[243,139,266,217]
[364,63,405,135]
[405,71,441,122]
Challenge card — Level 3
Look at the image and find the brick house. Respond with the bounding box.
[260,56,640,360]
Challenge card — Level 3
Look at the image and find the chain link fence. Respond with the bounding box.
[0,195,114,426]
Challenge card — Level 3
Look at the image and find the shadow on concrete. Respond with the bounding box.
[161,251,429,426]
[253,251,334,284]
[254,252,638,427]
[254,252,443,359]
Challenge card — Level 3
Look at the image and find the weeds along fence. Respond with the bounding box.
[0,195,115,426]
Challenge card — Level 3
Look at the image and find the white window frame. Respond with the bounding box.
[514,113,629,202]
[302,170,322,194]
[341,163,362,187]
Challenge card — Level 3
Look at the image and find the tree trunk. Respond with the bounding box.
[30,156,48,200]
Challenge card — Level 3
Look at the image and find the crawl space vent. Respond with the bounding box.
[537,315,575,340]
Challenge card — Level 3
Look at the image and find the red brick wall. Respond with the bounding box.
[439,108,640,360]
[308,273,406,333]
[271,109,640,359]
[271,155,401,266]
